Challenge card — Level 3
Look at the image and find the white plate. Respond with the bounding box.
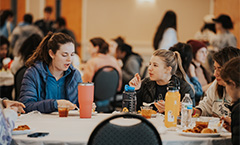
[177,130,220,137]
[12,129,32,135]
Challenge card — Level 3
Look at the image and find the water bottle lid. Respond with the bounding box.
[124,85,135,92]
[167,75,180,90]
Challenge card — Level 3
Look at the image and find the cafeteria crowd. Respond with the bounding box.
[0,7,239,145]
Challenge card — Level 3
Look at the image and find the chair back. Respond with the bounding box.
[88,113,162,145]
[14,66,27,100]
[92,66,119,101]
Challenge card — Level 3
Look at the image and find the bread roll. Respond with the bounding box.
[201,128,214,133]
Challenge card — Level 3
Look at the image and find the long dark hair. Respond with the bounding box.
[0,10,13,27]
[153,10,177,50]
[169,43,193,72]
[19,34,42,62]
[117,43,143,67]
[90,37,109,54]
[26,32,74,67]
[213,46,240,98]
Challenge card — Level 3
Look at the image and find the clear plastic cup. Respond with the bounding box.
[141,106,153,119]
[58,106,69,117]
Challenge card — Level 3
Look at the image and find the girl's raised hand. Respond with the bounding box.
[129,73,142,90]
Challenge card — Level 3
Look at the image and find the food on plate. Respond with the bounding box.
[201,128,217,133]
[183,121,218,133]
[122,107,129,112]
[138,109,157,115]
[192,113,200,118]
[13,125,30,131]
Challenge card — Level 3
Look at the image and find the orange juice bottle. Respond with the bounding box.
[164,77,180,128]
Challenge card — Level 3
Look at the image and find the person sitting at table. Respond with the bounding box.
[83,37,122,91]
[115,43,143,91]
[194,47,240,117]
[18,32,82,113]
[187,40,212,92]
[0,36,14,100]
[169,43,203,104]
[10,34,42,75]
[220,57,240,145]
[129,49,194,112]
[0,98,25,145]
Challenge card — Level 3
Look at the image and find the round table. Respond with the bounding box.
[12,111,231,145]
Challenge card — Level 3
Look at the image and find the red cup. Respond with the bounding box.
[78,83,94,118]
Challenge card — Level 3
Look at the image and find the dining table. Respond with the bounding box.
[11,110,231,145]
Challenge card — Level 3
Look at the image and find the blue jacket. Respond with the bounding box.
[19,61,82,113]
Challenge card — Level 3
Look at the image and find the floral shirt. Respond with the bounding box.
[0,99,18,145]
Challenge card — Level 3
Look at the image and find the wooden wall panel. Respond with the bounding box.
[61,0,82,56]
[0,0,11,10]
[214,0,240,48]
[17,0,25,23]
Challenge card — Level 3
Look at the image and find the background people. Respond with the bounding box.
[153,10,178,50]
[169,43,203,104]
[211,14,237,50]
[115,43,143,91]
[83,37,122,91]
[11,14,43,56]
[34,6,54,36]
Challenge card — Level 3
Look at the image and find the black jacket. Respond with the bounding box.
[136,77,195,110]
[230,99,240,145]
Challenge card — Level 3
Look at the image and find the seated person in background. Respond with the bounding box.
[10,34,42,75]
[211,14,237,50]
[187,40,212,92]
[129,49,194,112]
[220,57,240,145]
[34,6,54,36]
[108,36,124,57]
[19,32,82,113]
[169,43,203,104]
[53,17,76,44]
[194,47,240,117]
[83,37,122,92]
[194,14,216,46]
[11,14,43,57]
[0,36,14,100]
[115,43,143,91]
[0,98,25,145]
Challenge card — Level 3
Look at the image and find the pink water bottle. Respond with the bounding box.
[78,83,94,118]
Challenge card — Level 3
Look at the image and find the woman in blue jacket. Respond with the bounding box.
[19,32,82,113]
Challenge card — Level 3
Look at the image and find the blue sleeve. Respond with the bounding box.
[190,76,203,100]
[19,68,57,113]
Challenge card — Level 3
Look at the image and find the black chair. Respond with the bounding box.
[92,66,119,113]
[88,113,162,145]
[14,66,27,100]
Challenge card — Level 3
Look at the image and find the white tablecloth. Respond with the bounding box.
[11,111,231,145]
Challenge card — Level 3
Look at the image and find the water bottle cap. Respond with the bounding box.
[168,75,180,90]
[124,85,135,92]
